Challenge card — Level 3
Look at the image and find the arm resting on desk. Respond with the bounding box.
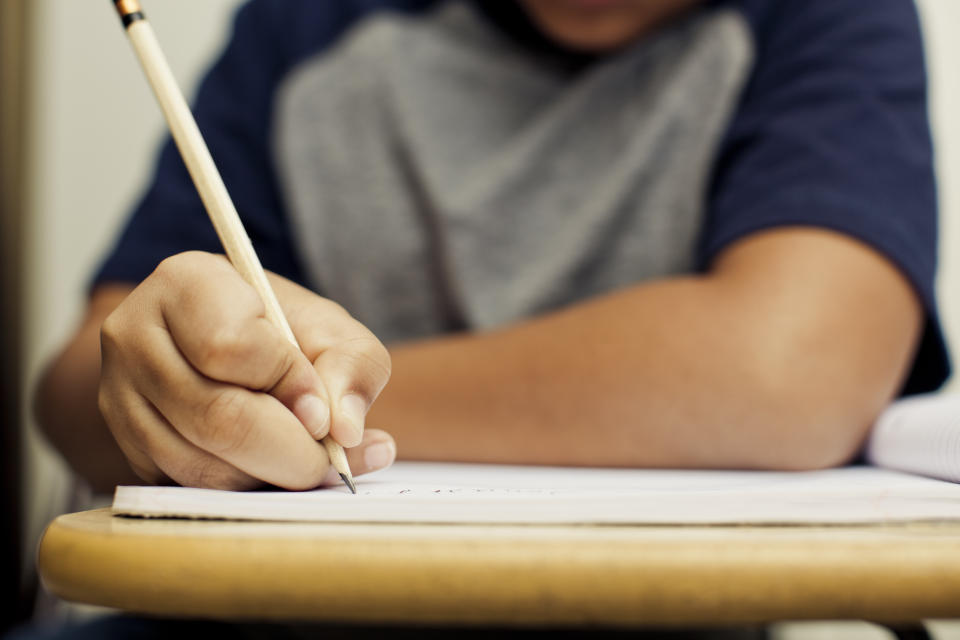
[369,227,922,470]
[36,226,922,490]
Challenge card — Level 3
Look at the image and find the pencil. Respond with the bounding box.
[110,0,357,494]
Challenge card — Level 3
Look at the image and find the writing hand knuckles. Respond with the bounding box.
[293,302,365,347]
[197,388,256,456]
[332,339,392,384]
[194,325,248,375]
[368,340,392,379]
[99,309,128,354]
[150,254,198,295]
[155,250,223,283]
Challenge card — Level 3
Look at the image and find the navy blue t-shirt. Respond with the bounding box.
[95,0,950,394]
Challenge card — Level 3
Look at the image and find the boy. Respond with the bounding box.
[37,0,949,493]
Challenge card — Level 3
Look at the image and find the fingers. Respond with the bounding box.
[100,252,328,489]
[156,254,392,450]
[127,318,332,490]
[102,326,395,489]
[98,251,395,491]
[100,386,260,490]
[269,275,392,448]
[316,339,391,449]
[153,253,333,440]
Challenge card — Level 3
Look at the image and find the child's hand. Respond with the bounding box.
[98,251,394,490]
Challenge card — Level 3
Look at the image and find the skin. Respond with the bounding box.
[519,0,704,52]
[36,1,924,492]
[369,229,921,469]
[37,228,922,492]
[38,253,395,492]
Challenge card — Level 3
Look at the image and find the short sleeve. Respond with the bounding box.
[699,0,950,394]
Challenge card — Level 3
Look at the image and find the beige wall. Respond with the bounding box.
[917,0,960,392]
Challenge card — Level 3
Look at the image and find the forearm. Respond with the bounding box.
[370,230,921,470]
[37,230,921,486]
[36,286,141,492]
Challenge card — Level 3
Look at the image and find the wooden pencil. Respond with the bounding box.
[110,0,357,493]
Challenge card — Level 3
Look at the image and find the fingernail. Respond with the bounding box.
[339,394,367,446]
[363,440,396,471]
[294,395,330,439]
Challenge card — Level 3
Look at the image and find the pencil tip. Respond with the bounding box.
[340,473,357,494]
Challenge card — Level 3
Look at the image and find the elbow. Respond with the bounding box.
[734,364,900,472]
[752,419,868,472]
[726,313,919,472]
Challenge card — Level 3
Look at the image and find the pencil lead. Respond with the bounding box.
[341,473,357,494]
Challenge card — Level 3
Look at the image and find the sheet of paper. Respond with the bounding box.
[113,462,960,524]
[867,393,960,483]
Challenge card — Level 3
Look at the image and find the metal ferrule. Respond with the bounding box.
[113,0,145,27]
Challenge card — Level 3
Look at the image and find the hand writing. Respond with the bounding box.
[98,251,395,490]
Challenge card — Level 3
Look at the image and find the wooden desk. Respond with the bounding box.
[38,509,960,627]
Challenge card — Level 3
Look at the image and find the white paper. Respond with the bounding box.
[112,461,960,524]
[866,393,960,483]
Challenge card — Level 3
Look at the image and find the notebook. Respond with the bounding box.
[112,393,960,525]
[865,392,960,483]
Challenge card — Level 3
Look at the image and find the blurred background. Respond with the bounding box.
[2,0,959,637]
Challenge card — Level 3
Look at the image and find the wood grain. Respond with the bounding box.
[39,509,960,626]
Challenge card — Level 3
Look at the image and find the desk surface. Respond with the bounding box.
[39,509,960,627]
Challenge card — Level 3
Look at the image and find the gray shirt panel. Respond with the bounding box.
[275,2,753,344]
